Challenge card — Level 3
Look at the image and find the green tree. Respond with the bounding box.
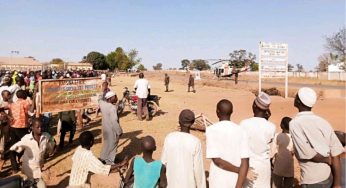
[250,62,259,71]
[106,47,130,70]
[85,51,108,70]
[128,49,141,68]
[106,47,141,71]
[190,59,210,71]
[50,58,64,64]
[153,63,163,70]
[181,59,190,70]
[288,64,294,72]
[137,64,147,71]
[229,50,256,68]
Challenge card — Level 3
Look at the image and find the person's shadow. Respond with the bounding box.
[115,130,143,163]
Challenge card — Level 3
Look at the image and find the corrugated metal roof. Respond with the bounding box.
[0,57,42,65]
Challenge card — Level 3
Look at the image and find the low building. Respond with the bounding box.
[43,62,93,70]
[66,62,93,70]
[0,57,43,71]
[328,63,344,72]
[328,62,345,81]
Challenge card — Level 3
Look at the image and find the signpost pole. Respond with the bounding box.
[285,46,288,98]
[285,69,288,98]
[258,42,262,94]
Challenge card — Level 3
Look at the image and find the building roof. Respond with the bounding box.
[67,62,92,66]
[0,57,42,66]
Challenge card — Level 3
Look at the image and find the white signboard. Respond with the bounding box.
[259,42,289,98]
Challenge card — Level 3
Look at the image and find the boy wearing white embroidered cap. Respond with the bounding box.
[240,92,276,188]
[290,87,344,188]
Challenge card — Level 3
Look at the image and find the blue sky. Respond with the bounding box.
[0,0,345,70]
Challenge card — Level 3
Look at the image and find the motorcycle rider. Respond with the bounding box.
[134,73,151,121]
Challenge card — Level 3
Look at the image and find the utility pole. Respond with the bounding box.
[10,51,19,70]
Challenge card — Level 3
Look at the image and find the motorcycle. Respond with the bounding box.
[117,87,160,117]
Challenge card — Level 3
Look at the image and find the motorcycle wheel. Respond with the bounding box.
[148,102,157,117]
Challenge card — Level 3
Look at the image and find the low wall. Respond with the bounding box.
[242,71,346,81]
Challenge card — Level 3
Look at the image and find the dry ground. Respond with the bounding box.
[1,71,345,187]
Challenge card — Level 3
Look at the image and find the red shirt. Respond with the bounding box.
[9,99,31,128]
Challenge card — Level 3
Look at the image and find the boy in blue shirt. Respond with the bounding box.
[124,136,167,188]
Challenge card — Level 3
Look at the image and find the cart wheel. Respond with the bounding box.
[148,102,157,117]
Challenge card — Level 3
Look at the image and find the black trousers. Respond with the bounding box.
[59,121,76,148]
[9,127,29,171]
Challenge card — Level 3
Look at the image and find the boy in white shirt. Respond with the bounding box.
[69,131,127,187]
[240,92,276,188]
[207,99,250,188]
[10,119,56,188]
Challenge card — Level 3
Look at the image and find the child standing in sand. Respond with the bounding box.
[271,117,294,188]
[124,136,167,188]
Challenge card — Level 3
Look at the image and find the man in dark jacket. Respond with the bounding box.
[188,74,195,93]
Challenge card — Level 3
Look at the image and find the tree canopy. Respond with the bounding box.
[249,62,258,71]
[324,27,345,70]
[288,64,294,72]
[181,59,190,70]
[325,28,345,60]
[190,59,210,71]
[229,49,256,69]
[50,58,64,64]
[85,51,108,70]
[153,63,163,70]
[106,47,141,71]
[128,49,142,68]
[137,64,147,71]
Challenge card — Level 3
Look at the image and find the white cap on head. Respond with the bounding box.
[298,87,317,107]
[105,91,116,100]
[255,92,271,110]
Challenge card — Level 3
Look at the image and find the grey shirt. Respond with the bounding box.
[98,100,122,136]
[290,111,344,184]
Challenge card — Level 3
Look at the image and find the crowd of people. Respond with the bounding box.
[0,69,107,187]
[68,73,345,188]
[0,70,345,188]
